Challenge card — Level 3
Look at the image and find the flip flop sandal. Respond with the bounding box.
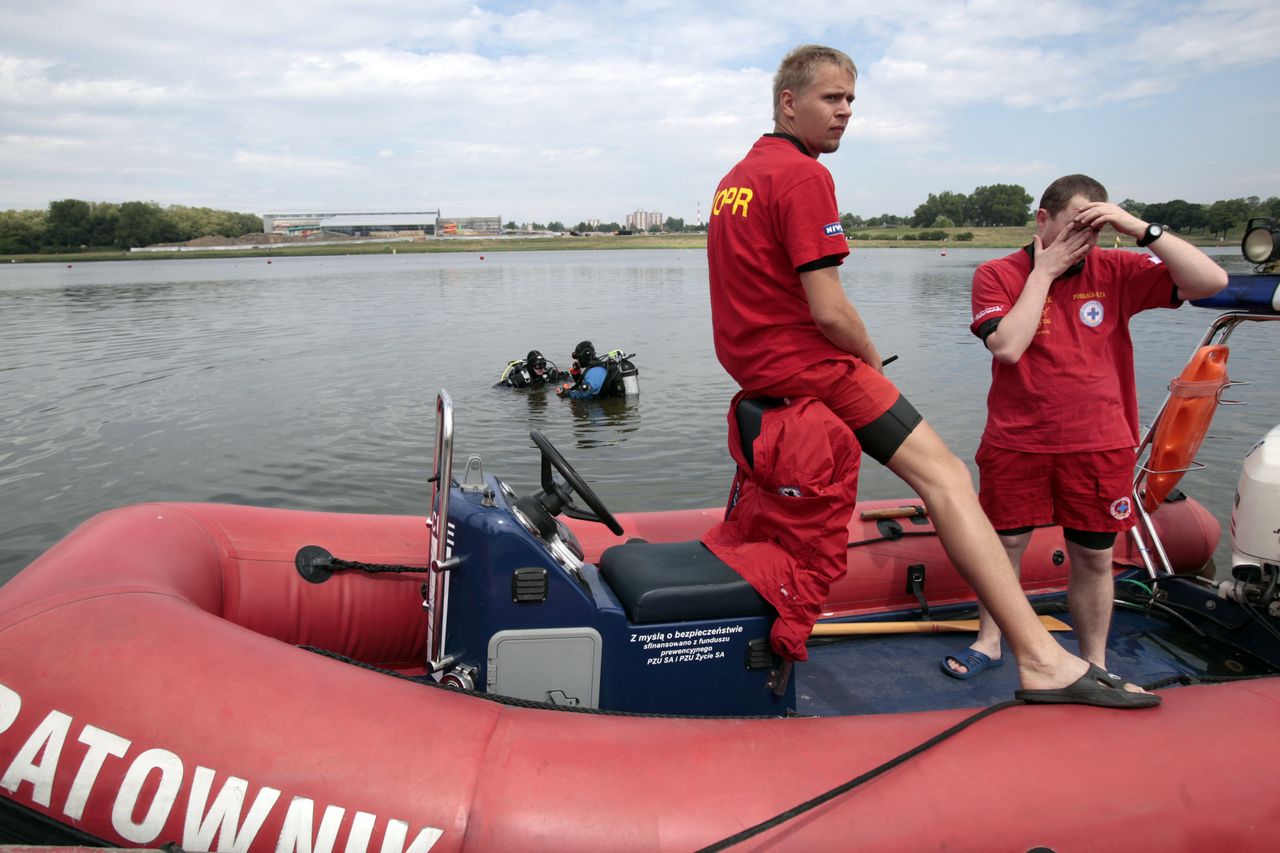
[1015,663,1161,709]
[940,647,1004,680]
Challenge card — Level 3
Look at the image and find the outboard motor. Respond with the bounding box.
[1230,424,1280,578]
[1217,424,1280,614]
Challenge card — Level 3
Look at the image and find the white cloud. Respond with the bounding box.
[0,1,1276,219]
[2,134,84,152]
[231,151,362,174]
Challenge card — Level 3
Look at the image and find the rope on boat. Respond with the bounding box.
[696,670,1271,852]
[294,545,428,583]
[294,524,931,583]
[325,557,427,574]
[301,644,1276,850]
[846,514,940,550]
[1143,672,1274,690]
[694,700,1022,853]
[847,529,936,549]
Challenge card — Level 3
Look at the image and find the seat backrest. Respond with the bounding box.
[734,396,786,470]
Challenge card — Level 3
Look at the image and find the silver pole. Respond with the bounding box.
[426,390,456,671]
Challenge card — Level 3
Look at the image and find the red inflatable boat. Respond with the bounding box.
[1,447,1276,851]
[3,286,1280,851]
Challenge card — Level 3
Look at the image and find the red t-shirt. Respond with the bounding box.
[971,247,1180,452]
[708,135,850,389]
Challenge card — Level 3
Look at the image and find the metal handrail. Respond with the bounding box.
[426,390,457,672]
[1131,312,1280,576]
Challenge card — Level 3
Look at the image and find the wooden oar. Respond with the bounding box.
[859,505,928,521]
[811,614,1071,636]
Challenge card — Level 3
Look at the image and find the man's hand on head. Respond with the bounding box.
[1035,222,1093,279]
[1073,201,1146,240]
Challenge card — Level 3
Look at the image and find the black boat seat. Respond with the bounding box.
[598,540,773,625]
[597,396,790,625]
[734,396,786,471]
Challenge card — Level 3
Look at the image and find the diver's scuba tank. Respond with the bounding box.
[1230,423,1280,575]
[498,360,523,386]
[606,349,640,396]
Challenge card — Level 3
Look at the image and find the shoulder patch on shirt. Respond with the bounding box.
[824,222,843,236]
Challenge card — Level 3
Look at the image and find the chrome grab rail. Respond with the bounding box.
[1131,312,1280,576]
[426,390,456,672]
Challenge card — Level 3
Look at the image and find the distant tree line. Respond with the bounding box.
[13,190,1273,255]
[910,184,1035,229]
[1119,196,1280,239]
[0,199,263,254]
[841,185,1280,238]
[504,217,708,235]
[579,217,706,234]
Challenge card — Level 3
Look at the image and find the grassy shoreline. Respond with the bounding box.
[2,226,1231,264]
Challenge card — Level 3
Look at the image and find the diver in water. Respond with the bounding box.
[556,340,640,399]
[497,350,566,389]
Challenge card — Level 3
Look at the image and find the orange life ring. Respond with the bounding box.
[1141,344,1230,512]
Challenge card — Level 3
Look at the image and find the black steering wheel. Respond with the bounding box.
[530,429,624,535]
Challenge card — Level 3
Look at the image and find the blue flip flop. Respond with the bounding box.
[940,648,1004,680]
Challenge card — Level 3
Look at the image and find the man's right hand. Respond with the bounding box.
[1034,222,1093,280]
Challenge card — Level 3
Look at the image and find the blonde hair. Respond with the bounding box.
[773,45,857,121]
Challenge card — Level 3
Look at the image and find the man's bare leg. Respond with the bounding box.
[882,422,1145,693]
[1065,540,1116,669]
[944,532,1030,674]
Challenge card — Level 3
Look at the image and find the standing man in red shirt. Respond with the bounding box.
[945,174,1227,680]
[708,45,1159,707]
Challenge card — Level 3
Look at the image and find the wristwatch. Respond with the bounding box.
[1136,222,1164,248]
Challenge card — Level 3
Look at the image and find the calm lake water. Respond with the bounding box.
[1,247,1274,585]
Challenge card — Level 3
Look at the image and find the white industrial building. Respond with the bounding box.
[261,211,502,238]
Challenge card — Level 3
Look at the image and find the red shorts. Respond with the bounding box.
[976,442,1137,533]
[752,358,901,431]
[752,358,915,464]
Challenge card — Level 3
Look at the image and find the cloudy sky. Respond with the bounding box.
[3,1,1278,226]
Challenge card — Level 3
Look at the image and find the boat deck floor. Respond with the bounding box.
[798,603,1280,717]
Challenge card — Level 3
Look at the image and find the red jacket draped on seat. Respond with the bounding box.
[701,392,860,661]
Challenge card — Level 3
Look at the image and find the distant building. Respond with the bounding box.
[437,216,503,235]
[261,210,501,238]
[319,213,440,238]
[262,211,438,234]
[626,210,665,231]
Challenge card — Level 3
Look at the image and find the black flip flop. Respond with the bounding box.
[1014,663,1161,709]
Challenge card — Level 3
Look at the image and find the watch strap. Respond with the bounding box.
[1137,223,1164,248]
